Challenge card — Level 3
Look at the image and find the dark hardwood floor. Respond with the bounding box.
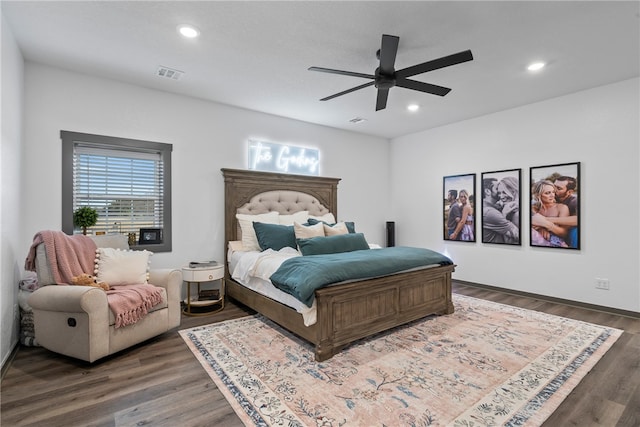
[2,282,638,426]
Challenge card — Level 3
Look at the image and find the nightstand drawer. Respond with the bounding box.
[182,266,224,282]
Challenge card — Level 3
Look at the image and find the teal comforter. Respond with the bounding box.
[270,247,453,307]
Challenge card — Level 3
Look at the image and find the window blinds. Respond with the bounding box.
[73,144,164,237]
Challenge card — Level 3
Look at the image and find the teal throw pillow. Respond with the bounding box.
[297,233,369,256]
[253,222,296,251]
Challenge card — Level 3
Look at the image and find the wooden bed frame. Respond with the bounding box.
[222,168,455,361]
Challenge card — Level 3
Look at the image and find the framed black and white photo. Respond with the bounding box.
[443,174,476,242]
[481,169,521,245]
[530,162,580,249]
[138,228,163,245]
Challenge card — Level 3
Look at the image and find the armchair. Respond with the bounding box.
[27,234,181,362]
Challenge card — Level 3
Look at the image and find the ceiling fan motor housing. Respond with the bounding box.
[374,67,396,89]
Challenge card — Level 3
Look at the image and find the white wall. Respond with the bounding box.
[1,13,25,366]
[19,62,391,271]
[390,78,640,312]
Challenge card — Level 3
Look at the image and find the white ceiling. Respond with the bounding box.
[2,1,639,139]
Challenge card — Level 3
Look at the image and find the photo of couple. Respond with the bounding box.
[481,169,521,245]
[444,162,579,250]
[529,162,580,250]
[443,174,476,243]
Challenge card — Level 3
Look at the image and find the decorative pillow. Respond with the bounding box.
[94,248,151,286]
[294,221,325,240]
[297,233,370,256]
[323,222,349,236]
[308,212,336,224]
[228,240,244,253]
[253,222,296,251]
[279,210,309,226]
[307,218,356,233]
[236,211,279,251]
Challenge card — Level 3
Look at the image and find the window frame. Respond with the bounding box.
[61,130,173,252]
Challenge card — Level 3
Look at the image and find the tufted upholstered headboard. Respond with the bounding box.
[221,169,341,264]
[236,190,330,217]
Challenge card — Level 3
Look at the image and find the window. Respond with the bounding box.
[61,131,172,252]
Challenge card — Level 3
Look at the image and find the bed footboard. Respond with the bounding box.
[312,264,455,361]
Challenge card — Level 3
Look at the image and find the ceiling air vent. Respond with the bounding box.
[156,66,184,81]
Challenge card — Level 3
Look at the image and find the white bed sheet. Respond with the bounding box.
[229,247,318,326]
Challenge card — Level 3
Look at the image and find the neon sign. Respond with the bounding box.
[248,140,320,176]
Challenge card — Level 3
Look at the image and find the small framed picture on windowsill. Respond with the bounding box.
[139,228,163,245]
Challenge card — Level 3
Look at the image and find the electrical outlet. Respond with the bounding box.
[595,278,610,290]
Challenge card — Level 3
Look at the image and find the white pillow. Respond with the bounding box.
[279,210,309,226]
[227,240,244,253]
[236,211,279,251]
[94,248,151,286]
[323,222,349,236]
[294,221,325,240]
[308,212,336,224]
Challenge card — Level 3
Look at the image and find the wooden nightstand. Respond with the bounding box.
[181,265,225,316]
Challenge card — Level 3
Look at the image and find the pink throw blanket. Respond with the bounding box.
[25,231,97,284]
[107,284,165,328]
[25,230,163,328]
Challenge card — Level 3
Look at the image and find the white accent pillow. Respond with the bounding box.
[279,210,309,226]
[323,222,349,236]
[294,221,325,240]
[308,212,336,224]
[95,248,151,286]
[227,240,244,253]
[236,211,279,251]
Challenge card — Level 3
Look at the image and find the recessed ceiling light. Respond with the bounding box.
[177,24,200,39]
[527,62,545,71]
[407,104,420,112]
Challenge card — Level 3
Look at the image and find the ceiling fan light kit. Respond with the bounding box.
[310,34,473,111]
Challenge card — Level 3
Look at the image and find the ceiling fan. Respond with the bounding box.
[309,34,473,111]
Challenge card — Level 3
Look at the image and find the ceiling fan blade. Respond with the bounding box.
[378,34,399,75]
[396,78,451,96]
[376,88,389,111]
[396,50,473,79]
[309,66,374,80]
[320,81,375,101]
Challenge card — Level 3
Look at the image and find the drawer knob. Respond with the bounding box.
[208,275,213,280]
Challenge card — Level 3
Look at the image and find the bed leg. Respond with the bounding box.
[446,299,455,314]
[315,343,338,362]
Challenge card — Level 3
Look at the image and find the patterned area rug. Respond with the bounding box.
[180,294,621,426]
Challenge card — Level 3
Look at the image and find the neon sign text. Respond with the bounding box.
[248,140,319,175]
